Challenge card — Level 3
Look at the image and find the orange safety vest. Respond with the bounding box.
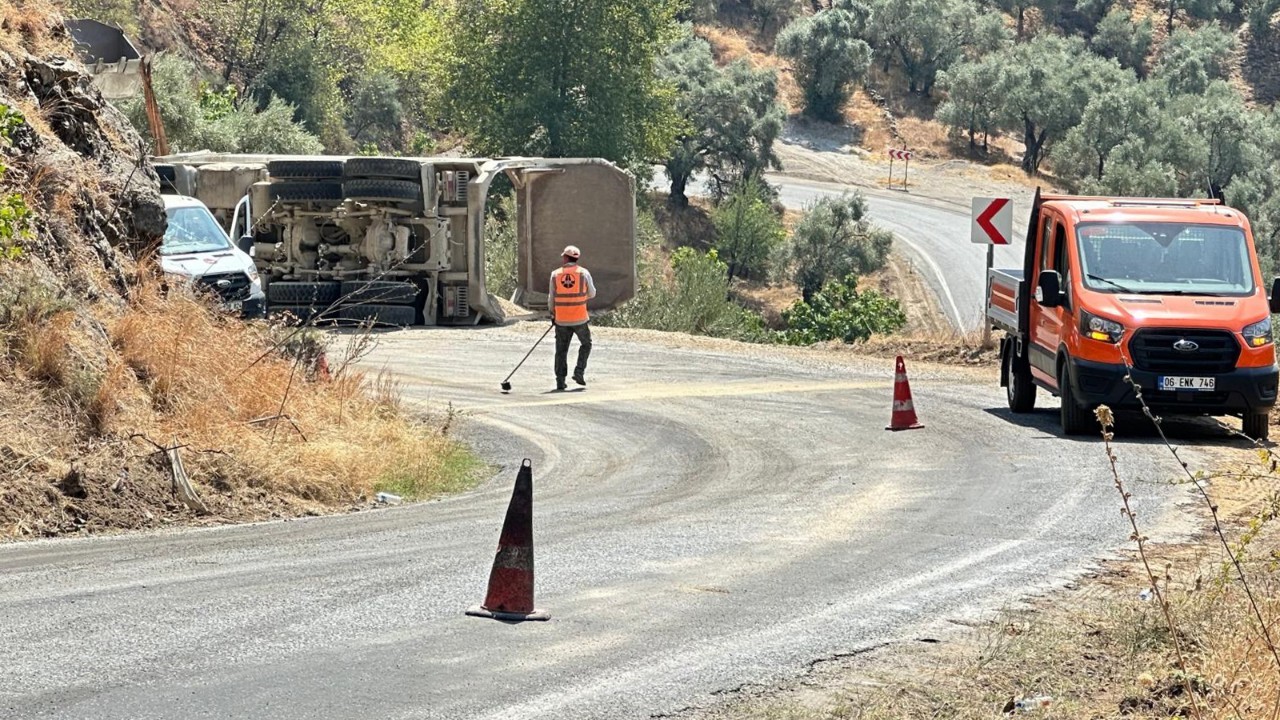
[551,265,590,325]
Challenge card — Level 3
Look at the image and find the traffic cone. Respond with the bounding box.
[886,356,924,431]
[466,459,550,622]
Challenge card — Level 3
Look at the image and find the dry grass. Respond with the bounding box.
[0,0,69,58]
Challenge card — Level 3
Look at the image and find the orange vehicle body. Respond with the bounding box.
[988,191,1280,437]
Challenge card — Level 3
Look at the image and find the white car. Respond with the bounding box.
[160,195,265,318]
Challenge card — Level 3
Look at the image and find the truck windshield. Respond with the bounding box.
[1076,222,1255,296]
[161,206,232,256]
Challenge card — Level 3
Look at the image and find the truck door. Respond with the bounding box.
[1030,213,1070,385]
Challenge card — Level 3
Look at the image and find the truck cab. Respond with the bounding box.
[988,191,1280,439]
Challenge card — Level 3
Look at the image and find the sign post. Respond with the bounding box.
[888,148,913,190]
[971,197,1013,347]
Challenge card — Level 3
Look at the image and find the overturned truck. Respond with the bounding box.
[152,154,638,326]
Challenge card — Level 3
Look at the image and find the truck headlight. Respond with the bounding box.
[1080,310,1124,343]
[1243,317,1273,348]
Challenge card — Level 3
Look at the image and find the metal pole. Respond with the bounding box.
[903,151,910,190]
[982,244,994,347]
[888,154,894,186]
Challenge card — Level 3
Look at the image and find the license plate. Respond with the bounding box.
[1159,376,1216,391]
[224,300,243,313]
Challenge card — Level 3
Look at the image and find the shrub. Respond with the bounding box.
[781,274,906,345]
[784,193,893,301]
[711,178,785,281]
[483,193,518,300]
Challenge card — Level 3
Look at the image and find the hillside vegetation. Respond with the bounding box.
[0,0,477,539]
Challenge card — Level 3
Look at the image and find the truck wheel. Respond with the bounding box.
[267,160,345,180]
[343,179,421,203]
[344,157,424,180]
[267,281,341,306]
[340,280,419,306]
[270,182,344,204]
[338,303,417,327]
[1004,349,1036,413]
[1243,411,1271,441]
[1059,365,1094,436]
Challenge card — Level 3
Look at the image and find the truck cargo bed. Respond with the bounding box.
[987,268,1024,335]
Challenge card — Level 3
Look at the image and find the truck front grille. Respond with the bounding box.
[1128,329,1240,375]
[196,271,252,302]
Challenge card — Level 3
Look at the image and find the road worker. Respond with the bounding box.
[549,244,596,391]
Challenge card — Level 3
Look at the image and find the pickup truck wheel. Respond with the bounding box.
[1005,350,1036,413]
[340,280,419,306]
[1059,365,1094,436]
[267,281,341,306]
[343,179,421,203]
[1243,411,1271,441]
[338,303,417,327]
[343,157,424,180]
[267,160,345,180]
[270,182,344,204]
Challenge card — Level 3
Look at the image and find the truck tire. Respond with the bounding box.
[1243,411,1271,441]
[154,163,178,193]
[339,303,417,327]
[267,159,345,180]
[267,281,341,306]
[343,179,422,203]
[344,157,424,180]
[1059,364,1094,436]
[270,182,344,204]
[340,280,419,306]
[1004,348,1036,413]
[267,305,318,324]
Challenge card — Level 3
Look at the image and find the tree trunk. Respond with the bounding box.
[1017,7,1025,40]
[1097,153,1105,181]
[669,171,690,208]
[1167,0,1176,35]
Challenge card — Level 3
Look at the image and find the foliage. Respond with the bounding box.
[0,104,29,262]
[864,0,1009,96]
[600,218,771,342]
[775,6,872,122]
[483,194,519,300]
[123,56,322,155]
[658,28,786,206]
[749,0,797,34]
[443,0,683,171]
[781,274,906,345]
[784,193,892,302]
[711,178,785,281]
[935,53,1005,151]
[1162,0,1234,33]
[1153,23,1237,96]
[1091,8,1154,78]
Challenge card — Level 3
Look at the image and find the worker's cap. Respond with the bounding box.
[562,245,581,259]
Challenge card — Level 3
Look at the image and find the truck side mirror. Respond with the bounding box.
[1271,277,1280,315]
[1036,271,1063,308]
[237,234,254,255]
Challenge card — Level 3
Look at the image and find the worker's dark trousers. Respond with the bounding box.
[554,322,592,381]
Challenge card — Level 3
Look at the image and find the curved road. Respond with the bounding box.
[673,172,1026,331]
[0,325,1204,719]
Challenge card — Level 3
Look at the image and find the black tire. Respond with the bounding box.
[340,280,419,305]
[266,281,341,306]
[154,163,178,193]
[1004,346,1036,414]
[344,157,425,180]
[270,182,344,203]
[338,303,417,327]
[1059,364,1094,436]
[267,305,318,325]
[267,159,345,180]
[343,178,421,203]
[1243,411,1271,441]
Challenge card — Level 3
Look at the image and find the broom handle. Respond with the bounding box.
[503,323,555,383]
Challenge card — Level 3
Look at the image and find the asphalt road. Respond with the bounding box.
[0,325,1208,720]
[671,172,1026,331]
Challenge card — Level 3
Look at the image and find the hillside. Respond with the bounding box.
[0,1,477,539]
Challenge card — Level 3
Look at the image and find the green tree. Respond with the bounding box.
[750,0,798,34]
[984,35,1131,173]
[866,0,1009,96]
[1054,79,1159,182]
[658,30,786,206]
[1228,109,1280,272]
[782,275,906,345]
[1162,0,1233,34]
[444,0,683,170]
[345,74,406,148]
[712,178,786,281]
[775,7,872,121]
[1153,23,1236,96]
[935,53,1004,151]
[785,193,892,301]
[1091,8,1153,77]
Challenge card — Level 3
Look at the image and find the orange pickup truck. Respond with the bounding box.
[987,191,1280,439]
